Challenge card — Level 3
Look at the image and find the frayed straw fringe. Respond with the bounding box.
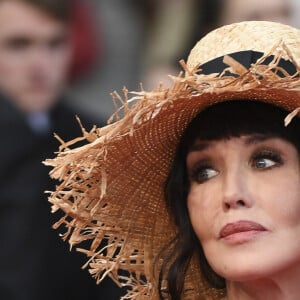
[285,107,300,126]
[44,40,300,300]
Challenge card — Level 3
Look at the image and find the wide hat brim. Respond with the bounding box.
[45,21,300,299]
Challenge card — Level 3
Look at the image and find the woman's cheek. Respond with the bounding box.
[188,188,211,241]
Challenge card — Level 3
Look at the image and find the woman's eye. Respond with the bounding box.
[251,151,283,170]
[253,158,276,169]
[190,166,218,183]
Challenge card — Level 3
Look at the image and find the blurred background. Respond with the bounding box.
[68,0,300,121]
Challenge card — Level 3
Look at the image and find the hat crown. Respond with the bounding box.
[187,21,300,70]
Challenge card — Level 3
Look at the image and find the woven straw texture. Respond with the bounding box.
[45,21,300,300]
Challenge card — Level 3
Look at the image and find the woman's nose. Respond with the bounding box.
[222,170,254,211]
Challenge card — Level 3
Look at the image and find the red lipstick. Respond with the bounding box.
[219,220,267,243]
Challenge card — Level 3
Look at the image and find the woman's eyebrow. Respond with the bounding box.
[189,134,275,152]
[244,134,274,145]
[189,141,212,152]
[189,134,274,152]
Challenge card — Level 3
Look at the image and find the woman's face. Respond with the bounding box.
[186,135,300,281]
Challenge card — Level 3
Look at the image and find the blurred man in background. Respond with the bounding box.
[0,0,123,299]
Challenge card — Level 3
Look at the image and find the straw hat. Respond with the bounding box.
[45,21,300,299]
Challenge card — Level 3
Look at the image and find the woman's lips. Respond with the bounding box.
[219,220,267,243]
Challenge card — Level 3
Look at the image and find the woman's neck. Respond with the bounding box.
[226,265,300,300]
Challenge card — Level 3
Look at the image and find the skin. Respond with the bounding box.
[0,0,72,112]
[186,135,300,300]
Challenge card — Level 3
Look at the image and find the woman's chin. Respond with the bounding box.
[213,264,270,283]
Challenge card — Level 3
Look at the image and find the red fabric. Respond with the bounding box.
[69,1,100,81]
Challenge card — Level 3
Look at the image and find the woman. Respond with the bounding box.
[45,21,300,299]
[162,100,300,299]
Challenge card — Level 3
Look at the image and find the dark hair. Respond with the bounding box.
[159,99,300,299]
[2,0,71,22]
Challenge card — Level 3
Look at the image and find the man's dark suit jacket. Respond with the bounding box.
[0,95,124,300]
